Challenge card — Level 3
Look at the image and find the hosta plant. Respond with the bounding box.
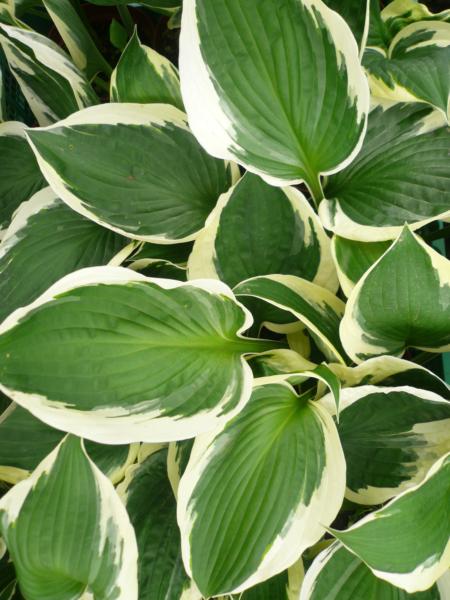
[0,0,449,598]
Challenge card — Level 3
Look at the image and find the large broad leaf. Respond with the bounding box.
[27,103,237,243]
[300,541,443,599]
[179,0,369,193]
[332,453,450,593]
[117,448,195,600]
[341,227,450,362]
[111,30,183,109]
[320,103,450,241]
[0,24,97,126]
[0,435,138,600]
[323,0,370,51]
[234,274,348,364]
[0,267,276,444]
[319,385,450,504]
[178,381,345,597]
[332,236,391,296]
[42,0,111,78]
[0,121,45,236]
[0,403,137,484]
[364,21,450,121]
[188,172,338,291]
[0,187,127,323]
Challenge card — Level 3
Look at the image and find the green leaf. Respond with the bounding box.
[42,0,111,78]
[0,24,98,126]
[130,258,187,281]
[323,0,370,51]
[234,274,348,364]
[364,22,450,121]
[0,122,45,235]
[27,103,237,242]
[319,385,450,504]
[300,541,442,599]
[332,236,391,296]
[328,356,450,400]
[0,403,137,484]
[234,560,304,600]
[178,381,345,597]
[0,267,275,444]
[0,435,138,600]
[341,227,450,362]
[111,29,183,109]
[320,103,450,241]
[126,240,193,266]
[382,0,450,39]
[117,448,191,600]
[0,187,128,323]
[109,18,128,52]
[367,0,391,49]
[167,439,194,497]
[179,0,369,192]
[188,172,338,291]
[331,453,450,593]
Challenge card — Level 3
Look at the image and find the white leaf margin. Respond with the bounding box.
[177,380,346,595]
[179,0,370,187]
[0,435,139,600]
[0,266,255,444]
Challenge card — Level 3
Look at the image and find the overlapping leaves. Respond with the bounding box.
[0,1,449,599]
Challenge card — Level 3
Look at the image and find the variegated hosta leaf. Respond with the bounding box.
[0,403,137,484]
[27,103,237,243]
[167,439,194,497]
[117,448,195,600]
[188,172,338,291]
[332,453,450,593]
[126,240,193,267]
[111,30,183,109]
[0,24,97,126]
[131,258,187,281]
[332,236,391,296]
[319,385,450,504]
[0,187,127,323]
[234,274,348,364]
[328,356,450,400]
[0,266,276,444]
[341,227,450,362]
[323,0,370,51]
[382,0,450,39]
[248,349,316,379]
[0,435,138,600]
[320,103,450,241]
[300,541,443,599]
[0,122,45,236]
[179,0,369,192]
[178,381,345,597]
[42,0,111,78]
[367,0,391,50]
[364,21,450,121]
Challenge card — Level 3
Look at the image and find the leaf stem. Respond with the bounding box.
[306,175,324,208]
[117,5,134,37]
